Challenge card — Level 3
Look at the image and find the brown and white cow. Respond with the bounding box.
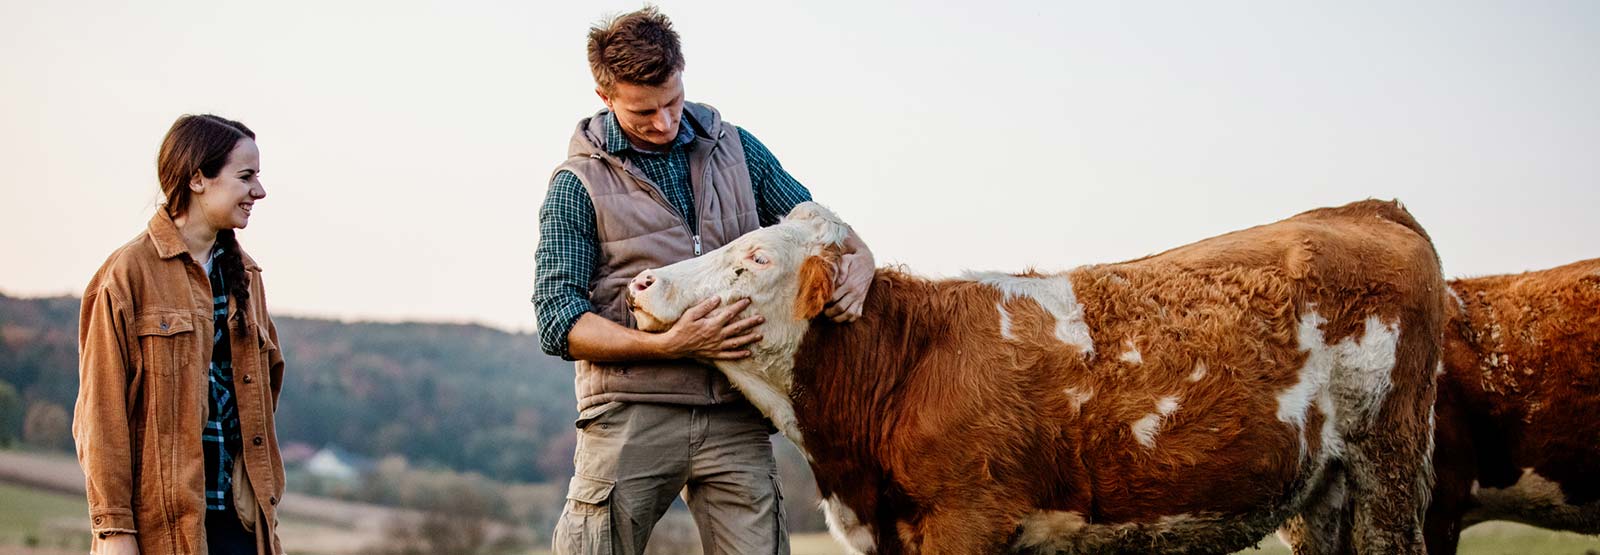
[627,200,1446,554]
[1424,259,1600,553]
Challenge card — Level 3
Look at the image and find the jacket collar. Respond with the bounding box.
[147,210,262,271]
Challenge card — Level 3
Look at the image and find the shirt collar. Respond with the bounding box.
[603,111,696,155]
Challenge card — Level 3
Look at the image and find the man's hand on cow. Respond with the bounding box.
[657,297,765,360]
[826,251,875,323]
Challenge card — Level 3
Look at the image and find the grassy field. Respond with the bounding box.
[3,472,1596,554]
[0,482,89,550]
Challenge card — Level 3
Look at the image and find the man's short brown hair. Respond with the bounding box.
[588,6,685,93]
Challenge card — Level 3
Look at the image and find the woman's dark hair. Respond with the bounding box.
[156,114,256,334]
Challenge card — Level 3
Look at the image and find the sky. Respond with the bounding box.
[2,1,1596,332]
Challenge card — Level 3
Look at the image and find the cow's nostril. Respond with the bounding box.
[630,272,656,293]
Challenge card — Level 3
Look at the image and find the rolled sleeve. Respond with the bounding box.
[533,171,601,360]
[73,287,139,536]
[738,127,814,226]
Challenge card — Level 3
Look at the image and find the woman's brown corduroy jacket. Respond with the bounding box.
[73,210,286,554]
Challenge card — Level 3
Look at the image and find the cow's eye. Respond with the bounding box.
[750,253,770,266]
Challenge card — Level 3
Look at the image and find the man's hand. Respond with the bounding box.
[825,250,874,323]
[95,533,139,555]
[654,297,764,360]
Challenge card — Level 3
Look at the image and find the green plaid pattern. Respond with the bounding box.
[201,245,242,512]
[533,113,812,359]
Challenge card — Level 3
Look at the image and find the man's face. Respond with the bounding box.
[598,71,685,150]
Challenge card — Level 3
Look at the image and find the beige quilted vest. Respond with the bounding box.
[553,102,761,410]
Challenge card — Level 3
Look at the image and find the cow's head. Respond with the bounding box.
[628,201,850,338]
[627,201,852,447]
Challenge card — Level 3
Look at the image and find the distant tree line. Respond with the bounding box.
[0,293,829,534]
[0,293,578,483]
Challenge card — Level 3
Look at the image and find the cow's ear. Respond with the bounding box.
[796,252,838,320]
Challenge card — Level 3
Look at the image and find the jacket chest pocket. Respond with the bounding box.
[135,311,197,377]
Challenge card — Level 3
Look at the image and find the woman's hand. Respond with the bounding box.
[96,533,140,555]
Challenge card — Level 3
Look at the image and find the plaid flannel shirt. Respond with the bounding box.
[202,245,242,512]
[532,112,812,359]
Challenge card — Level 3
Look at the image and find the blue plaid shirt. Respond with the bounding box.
[533,112,812,359]
[202,246,242,512]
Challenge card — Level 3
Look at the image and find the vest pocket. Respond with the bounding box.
[135,311,195,377]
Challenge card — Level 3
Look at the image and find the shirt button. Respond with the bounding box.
[94,516,103,525]
[242,374,253,384]
[270,496,279,505]
[253,436,263,446]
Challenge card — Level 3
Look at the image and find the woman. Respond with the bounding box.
[74,114,285,555]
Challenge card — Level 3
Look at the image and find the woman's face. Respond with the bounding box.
[193,138,265,230]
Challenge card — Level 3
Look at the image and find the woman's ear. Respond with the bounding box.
[190,172,206,194]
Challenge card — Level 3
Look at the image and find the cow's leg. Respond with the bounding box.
[1277,465,1353,555]
[1422,387,1473,555]
[915,506,1014,555]
[1338,326,1437,555]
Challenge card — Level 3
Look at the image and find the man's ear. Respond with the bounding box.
[596,87,613,109]
[795,247,842,319]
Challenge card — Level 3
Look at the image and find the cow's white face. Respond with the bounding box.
[629,202,851,446]
[629,201,851,342]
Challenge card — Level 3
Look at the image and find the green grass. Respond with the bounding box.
[0,482,89,548]
[1234,522,1600,555]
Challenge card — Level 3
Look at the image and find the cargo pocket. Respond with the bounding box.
[555,474,615,555]
[574,401,625,431]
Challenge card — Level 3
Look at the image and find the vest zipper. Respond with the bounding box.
[606,128,722,258]
[691,131,723,258]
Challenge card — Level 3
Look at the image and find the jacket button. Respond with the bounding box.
[94,516,103,525]
[160,322,169,331]
[242,374,253,384]
[270,496,278,505]
[253,436,263,446]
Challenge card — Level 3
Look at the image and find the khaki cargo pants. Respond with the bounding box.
[553,401,789,555]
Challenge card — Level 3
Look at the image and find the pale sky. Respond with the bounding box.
[2,1,1596,332]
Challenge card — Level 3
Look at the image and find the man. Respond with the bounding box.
[532,7,875,555]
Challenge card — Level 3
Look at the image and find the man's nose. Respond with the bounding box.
[629,270,657,294]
